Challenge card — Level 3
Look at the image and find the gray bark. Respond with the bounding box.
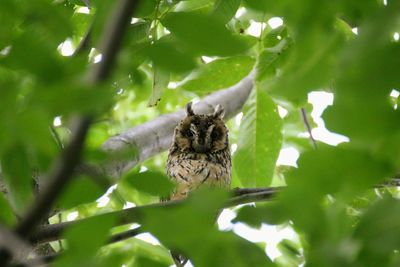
[101,73,254,179]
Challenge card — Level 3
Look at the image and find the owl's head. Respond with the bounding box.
[173,102,229,153]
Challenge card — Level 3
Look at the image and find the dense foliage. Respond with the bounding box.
[0,0,400,266]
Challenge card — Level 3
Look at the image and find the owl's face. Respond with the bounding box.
[173,103,229,153]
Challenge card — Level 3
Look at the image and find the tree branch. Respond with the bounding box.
[300,108,317,149]
[15,117,92,238]
[31,178,400,245]
[14,0,141,240]
[100,72,254,178]
[0,226,39,267]
[25,227,144,266]
[31,187,277,244]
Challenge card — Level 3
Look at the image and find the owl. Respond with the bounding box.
[166,102,232,200]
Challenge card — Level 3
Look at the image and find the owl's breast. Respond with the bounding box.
[166,152,231,200]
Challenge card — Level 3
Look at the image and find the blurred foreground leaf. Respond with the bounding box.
[180,56,255,94]
[142,190,275,267]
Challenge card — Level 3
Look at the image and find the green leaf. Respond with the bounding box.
[256,38,291,82]
[0,144,34,214]
[135,0,158,18]
[179,56,255,94]
[354,197,400,266]
[54,214,116,267]
[175,0,215,13]
[262,26,288,48]
[122,171,174,197]
[148,66,170,107]
[128,21,152,44]
[0,192,16,226]
[161,11,250,56]
[212,0,242,24]
[234,88,283,187]
[269,29,344,104]
[279,145,394,235]
[142,190,274,267]
[57,177,104,210]
[234,203,286,227]
[2,31,65,83]
[323,10,400,143]
[129,238,172,265]
[136,256,169,267]
[145,38,197,73]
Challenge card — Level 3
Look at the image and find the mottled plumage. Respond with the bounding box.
[166,102,232,200]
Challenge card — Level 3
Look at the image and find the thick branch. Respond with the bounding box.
[31,187,277,244]
[0,226,39,267]
[31,178,400,244]
[101,73,254,178]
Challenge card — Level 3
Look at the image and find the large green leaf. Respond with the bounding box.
[354,197,400,267]
[148,66,170,107]
[279,145,394,235]
[212,0,242,23]
[121,171,175,197]
[179,56,255,94]
[54,214,116,267]
[233,88,283,187]
[141,190,275,267]
[161,11,249,56]
[145,37,197,73]
[323,7,400,144]
[57,177,104,210]
[0,145,34,214]
[0,192,16,226]
[256,38,291,82]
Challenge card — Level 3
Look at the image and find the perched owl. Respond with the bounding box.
[166,102,232,200]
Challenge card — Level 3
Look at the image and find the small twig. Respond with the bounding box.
[300,108,317,149]
[49,126,64,149]
[108,227,143,244]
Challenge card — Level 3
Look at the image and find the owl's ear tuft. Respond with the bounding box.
[213,104,225,119]
[186,102,195,116]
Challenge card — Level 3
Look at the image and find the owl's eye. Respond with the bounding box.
[211,128,221,139]
[185,130,193,137]
[184,124,197,138]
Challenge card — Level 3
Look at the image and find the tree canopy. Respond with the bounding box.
[0,0,400,267]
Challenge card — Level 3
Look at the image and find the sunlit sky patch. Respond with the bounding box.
[76,6,90,14]
[53,116,62,127]
[247,21,267,37]
[308,91,349,145]
[67,211,79,221]
[277,147,300,167]
[59,39,74,56]
[96,184,117,207]
[393,32,399,41]
[268,17,283,29]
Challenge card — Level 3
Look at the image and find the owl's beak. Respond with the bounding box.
[194,144,208,153]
